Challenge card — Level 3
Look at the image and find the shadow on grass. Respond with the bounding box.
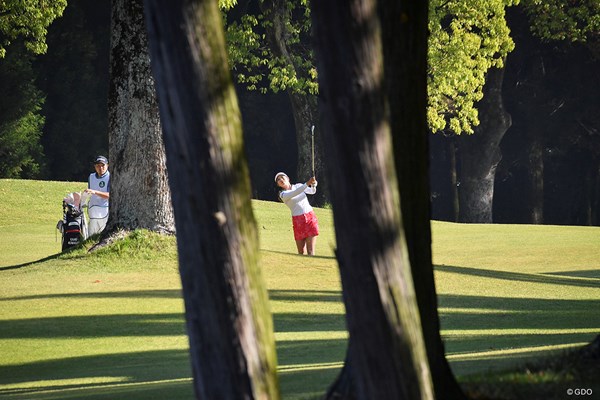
[278,339,347,400]
[436,290,600,376]
[0,313,187,339]
[0,342,346,400]
[274,313,346,333]
[1,274,596,398]
[0,253,62,272]
[438,294,600,330]
[542,268,600,279]
[0,311,347,339]
[262,249,336,260]
[0,289,183,302]
[0,288,348,399]
[435,264,600,288]
[269,289,342,303]
[278,364,342,400]
[0,349,193,399]
[277,339,347,367]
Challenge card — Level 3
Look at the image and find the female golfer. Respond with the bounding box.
[275,172,319,255]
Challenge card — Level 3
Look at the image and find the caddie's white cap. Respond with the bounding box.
[274,172,287,182]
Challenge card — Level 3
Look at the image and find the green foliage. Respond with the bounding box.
[223,0,517,135]
[0,0,67,57]
[0,44,45,178]
[0,109,44,178]
[223,0,317,95]
[428,0,518,134]
[521,0,600,43]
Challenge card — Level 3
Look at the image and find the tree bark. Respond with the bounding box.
[449,138,460,222]
[528,123,544,224]
[259,0,327,203]
[458,66,512,223]
[144,1,280,399]
[313,1,434,399]
[520,51,547,225]
[381,1,466,399]
[107,0,174,234]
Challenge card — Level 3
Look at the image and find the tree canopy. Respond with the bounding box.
[428,0,517,135]
[223,0,316,95]
[521,0,600,43]
[222,0,518,136]
[0,0,67,57]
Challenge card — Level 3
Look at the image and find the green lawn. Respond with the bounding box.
[1,179,599,399]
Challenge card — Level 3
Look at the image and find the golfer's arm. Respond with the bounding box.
[280,184,308,201]
[305,185,316,195]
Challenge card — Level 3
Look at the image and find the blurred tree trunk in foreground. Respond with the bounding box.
[106,0,174,235]
[313,0,434,399]
[381,0,467,398]
[144,0,280,399]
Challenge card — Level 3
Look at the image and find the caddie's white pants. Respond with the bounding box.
[88,216,107,237]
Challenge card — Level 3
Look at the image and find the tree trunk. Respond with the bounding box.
[107,0,174,234]
[381,1,466,399]
[259,0,327,204]
[528,124,544,224]
[520,52,547,225]
[144,1,279,399]
[313,1,433,399]
[449,138,460,222]
[458,66,511,223]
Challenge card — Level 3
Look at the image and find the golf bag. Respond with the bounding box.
[57,192,88,251]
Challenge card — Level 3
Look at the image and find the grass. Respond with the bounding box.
[1,178,599,399]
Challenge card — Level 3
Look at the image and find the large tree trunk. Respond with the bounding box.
[259,0,327,203]
[528,123,544,224]
[144,1,279,399]
[107,0,174,234]
[381,1,466,399]
[458,66,511,223]
[313,1,433,399]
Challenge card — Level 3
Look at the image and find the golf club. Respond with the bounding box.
[311,125,315,178]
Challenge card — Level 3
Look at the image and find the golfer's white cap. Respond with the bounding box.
[94,155,108,165]
[274,172,287,182]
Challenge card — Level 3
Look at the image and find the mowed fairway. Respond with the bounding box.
[1,179,599,399]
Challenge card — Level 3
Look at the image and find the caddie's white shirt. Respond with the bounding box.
[279,183,316,216]
[88,171,110,219]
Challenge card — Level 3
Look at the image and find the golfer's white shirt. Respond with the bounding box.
[279,183,316,216]
[88,171,110,219]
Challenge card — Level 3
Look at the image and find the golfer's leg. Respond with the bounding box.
[295,239,306,254]
[306,236,316,256]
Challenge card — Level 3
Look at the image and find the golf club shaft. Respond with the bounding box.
[311,125,315,177]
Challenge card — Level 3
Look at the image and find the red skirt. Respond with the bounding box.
[292,211,319,241]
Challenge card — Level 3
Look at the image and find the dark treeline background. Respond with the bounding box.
[2,1,599,226]
[427,7,600,227]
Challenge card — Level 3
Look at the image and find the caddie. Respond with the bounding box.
[85,155,110,236]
